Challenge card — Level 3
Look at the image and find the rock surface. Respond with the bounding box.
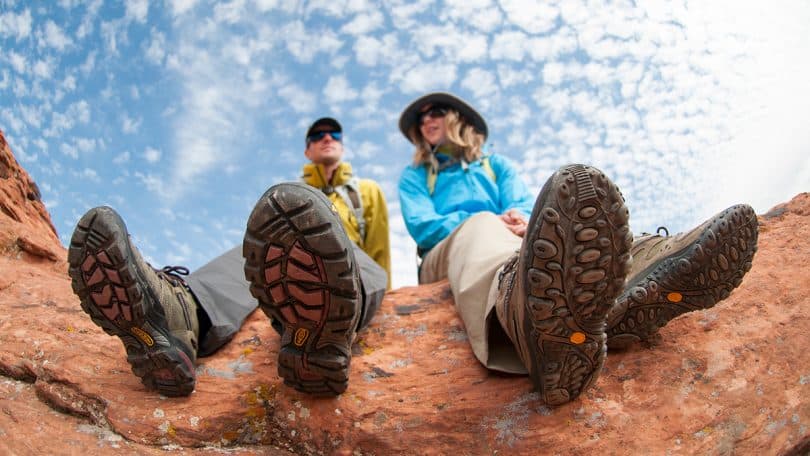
[1,130,808,455]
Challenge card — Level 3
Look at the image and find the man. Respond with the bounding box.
[67,117,390,397]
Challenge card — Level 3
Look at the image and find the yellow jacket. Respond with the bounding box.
[302,162,391,289]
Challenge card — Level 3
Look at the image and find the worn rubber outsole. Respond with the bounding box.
[606,204,758,349]
[243,183,360,396]
[517,164,633,406]
[67,207,196,397]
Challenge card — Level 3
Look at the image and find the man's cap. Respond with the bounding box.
[306,117,342,142]
[398,92,488,144]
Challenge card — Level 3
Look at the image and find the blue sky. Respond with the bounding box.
[1,0,808,289]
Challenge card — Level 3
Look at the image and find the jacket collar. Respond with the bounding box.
[302,161,354,189]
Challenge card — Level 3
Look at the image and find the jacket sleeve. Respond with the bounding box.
[490,154,534,219]
[398,165,472,252]
[360,179,391,289]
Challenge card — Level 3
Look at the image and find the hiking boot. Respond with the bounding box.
[67,207,199,397]
[606,204,758,349]
[243,182,361,396]
[495,164,633,405]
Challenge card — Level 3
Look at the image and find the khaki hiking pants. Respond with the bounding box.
[420,212,528,374]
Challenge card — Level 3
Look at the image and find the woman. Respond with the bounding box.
[397,92,758,406]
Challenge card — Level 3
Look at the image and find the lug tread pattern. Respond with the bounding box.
[243,183,360,396]
[606,204,758,349]
[520,165,632,406]
[67,207,196,397]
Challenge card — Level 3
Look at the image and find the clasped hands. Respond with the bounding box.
[499,208,527,237]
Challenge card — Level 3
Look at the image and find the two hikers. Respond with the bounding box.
[68,94,758,406]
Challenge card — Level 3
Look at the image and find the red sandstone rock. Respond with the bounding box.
[0,130,62,264]
[0,130,808,455]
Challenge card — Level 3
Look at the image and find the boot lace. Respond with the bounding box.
[156,265,190,287]
[640,226,670,237]
[497,253,520,289]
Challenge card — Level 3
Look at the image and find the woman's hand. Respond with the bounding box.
[500,209,527,237]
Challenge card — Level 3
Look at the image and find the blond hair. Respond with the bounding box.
[409,110,485,167]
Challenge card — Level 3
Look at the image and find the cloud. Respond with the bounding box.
[0,9,32,40]
[75,168,101,182]
[441,0,503,32]
[353,34,400,67]
[125,0,149,22]
[500,0,559,34]
[461,68,497,99]
[113,151,131,164]
[144,147,161,163]
[282,21,343,63]
[323,75,358,104]
[388,0,433,29]
[135,171,166,194]
[413,24,489,63]
[41,20,73,51]
[8,51,27,74]
[45,100,91,137]
[60,143,78,159]
[145,29,166,64]
[340,10,384,36]
[122,114,142,133]
[277,81,316,113]
[213,0,246,24]
[393,62,458,94]
[168,0,199,16]
[32,58,55,79]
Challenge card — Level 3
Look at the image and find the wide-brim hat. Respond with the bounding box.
[398,92,488,143]
[306,117,342,143]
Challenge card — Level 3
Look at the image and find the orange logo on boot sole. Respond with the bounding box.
[131,327,155,346]
[294,328,309,346]
[570,332,586,344]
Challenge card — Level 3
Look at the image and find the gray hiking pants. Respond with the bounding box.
[185,244,386,357]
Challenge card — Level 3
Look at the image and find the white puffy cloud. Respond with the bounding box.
[394,62,458,94]
[412,24,489,63]
[388,0,433,29]
[42,20,73,51]
[8,51,27,74]
[278,82,316,113]
[499,0,559,34]
[144,147,161,163]
[122,114,142,133]
[461,68,497,99]
[32,58,55,79]
[168,0,199,16]
[113,151,131,164]
[145,29,166,64]
[0,9,32,40]
[282,21,343,63]
[442,0,503,32]
[323,75,359,104]
[341,10,384,35]
[125,0,150,23]
[353,33,401,67]
[213,0,246,24]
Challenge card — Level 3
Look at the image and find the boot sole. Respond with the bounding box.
[518,164,632,405]
[243,183,360,396]
[67,207,196,397]
[606,204,758,349]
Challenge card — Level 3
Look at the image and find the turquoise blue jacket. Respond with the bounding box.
[398,152,535,253]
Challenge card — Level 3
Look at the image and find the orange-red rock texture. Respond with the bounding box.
[1,129,808,455]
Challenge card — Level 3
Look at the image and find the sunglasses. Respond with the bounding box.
[418,105,449,124]
[307,130,342,144]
